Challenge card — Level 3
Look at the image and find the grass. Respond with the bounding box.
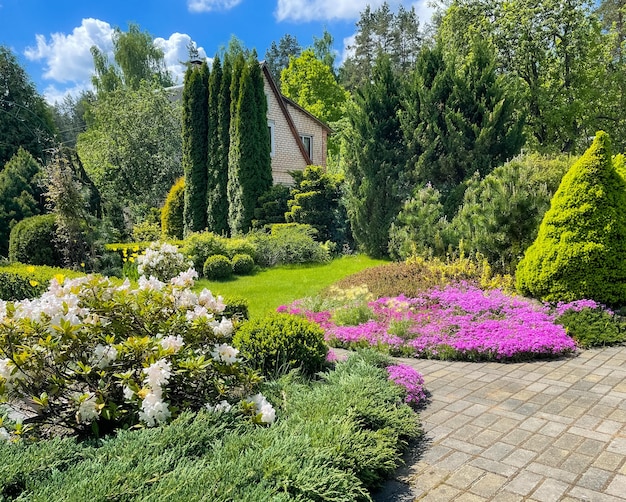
[195,254,387,319]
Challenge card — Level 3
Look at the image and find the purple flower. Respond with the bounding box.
[386,364,426,404]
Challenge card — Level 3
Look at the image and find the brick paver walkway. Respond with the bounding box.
[372,346,626,501]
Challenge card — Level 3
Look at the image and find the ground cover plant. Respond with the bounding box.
[0,352,422,501]
[279,280,624,361]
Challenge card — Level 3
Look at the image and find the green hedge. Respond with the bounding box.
[0,264,85,300]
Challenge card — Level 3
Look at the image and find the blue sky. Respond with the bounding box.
[0,0,433,104]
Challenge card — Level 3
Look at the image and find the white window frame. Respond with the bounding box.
[300,134,313,159]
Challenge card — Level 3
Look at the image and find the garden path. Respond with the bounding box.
[368,345,626,501]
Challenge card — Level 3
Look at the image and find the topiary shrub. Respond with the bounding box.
[203,254,232,280]
[516,131,626,305]
[8,214,61,266]
[181,231,228,274]
[232,253,254,275]
[161,177,185,240]
[556,308,626,348]
[222,295,250,321]
[233,313,328,377]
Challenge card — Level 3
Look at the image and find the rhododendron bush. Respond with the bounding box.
[281,285,579,362]
[0,271,267,440]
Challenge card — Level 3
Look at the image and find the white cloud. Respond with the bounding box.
[188,0,242,13]
[42,82,91,106]
[24,18,114,84]
[154,33,209,84]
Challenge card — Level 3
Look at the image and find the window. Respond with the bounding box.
[300,134,312,159]
[268,120,275,157]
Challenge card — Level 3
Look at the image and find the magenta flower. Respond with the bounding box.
[386,364,426,404]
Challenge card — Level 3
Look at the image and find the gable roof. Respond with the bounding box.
[260,61,332,167]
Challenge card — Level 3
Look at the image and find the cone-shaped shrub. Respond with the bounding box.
[161,177,185,240]
[516,131,626,304]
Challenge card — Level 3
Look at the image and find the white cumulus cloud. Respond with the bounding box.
[154,33,209,85]
[188,0,242,13]
[24,18,115,84]
[276,0,433,23]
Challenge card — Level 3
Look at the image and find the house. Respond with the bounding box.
[165,61,332,186]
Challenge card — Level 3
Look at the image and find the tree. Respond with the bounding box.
[91,23,174,93]
[76,82,182,227]
[344,55,408,258]
[0,148,45,256]
[313,28,336,72]
[516,131,626,304]
[228,56,272,234]
[206,55,226,234]
[182,63,210,234]
[280,49,349,125]
[50,92,92,148]
[265,34,302,85]
[0,46,55,167]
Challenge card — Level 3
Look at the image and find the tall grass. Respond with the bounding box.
[195,255,387,319]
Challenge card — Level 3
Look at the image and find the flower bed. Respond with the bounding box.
[280,284,581,362]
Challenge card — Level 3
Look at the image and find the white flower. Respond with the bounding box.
[143,359,172,388]
[159,335,184,353]
[186,305,212,321]
[0,358,15,381]
[138,276,165,292]
[173,288,198,308]
[248,393,276,424]
[76,394,99,424]
[198,289,226,312]
[214,318,234,337]
[123,386,135,401]
[211,344,240,365]
[205,400,232,413]
[92,344,118,369]
[0,427,10,442]
[170,267,198,287]
[139,391,171,427]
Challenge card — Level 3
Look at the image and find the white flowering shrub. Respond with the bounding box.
[136,241,192,282]
[0,272,264,440]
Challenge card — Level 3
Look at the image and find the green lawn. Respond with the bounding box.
[195,255,387,319]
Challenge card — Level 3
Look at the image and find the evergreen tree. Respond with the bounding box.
[228,56,272,234]
[344,55,408,258]
[516,131,626,304]
[264,34,301,85]
[182,62,209,234]
[206,55,222,233]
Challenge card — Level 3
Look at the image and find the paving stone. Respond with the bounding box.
[608,437,626,455]
[446,464,486,490]
[560,452,594,475]
[419,483,463,502]
[504,471,543,496]
[569,486,626,502]
[526,462,578,484]
[433,450,472,471]
[606,474,626,498]
[470,457,517,477]
[491,492,525,502]
[500,428,533,446]
[480,442,516,462]
[501,447,537,468]
[469,472,508,498]
[530,479,569,502]
[576,437,607,456]
[593,451,625,471]
[535,447,571,468]
[538,421,568,437]
[578,467,612,491]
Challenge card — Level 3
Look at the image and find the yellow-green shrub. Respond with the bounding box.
[161,177,185,240]
[8,214,61,266]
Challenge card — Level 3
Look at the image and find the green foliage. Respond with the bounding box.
[0,275,258,440]
[252,184,290,229]
[264,33,302,85]
[0,354,420,501]
[181,231,229,273]
[250,224,330,267]
[232,253,255,275]
[221,295,250,321]
[344,55,409,258]
[0,264,84,300]
[223,237,258,261]
[556,308,626,348]
[228,56,272,234]
[0,148,45,256]
[233,313,328,377]
[203,254,233,280]
[286,165,349,244]
[161,177,186,240]
[182,63,209,234]
[8,214,60,266]
[516,132,626,304]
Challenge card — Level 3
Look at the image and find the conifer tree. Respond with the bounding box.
[206,55,226,234]
[228,55,272,234]
[344,55,408,258]
[182,62,209,234]
[516,131,626,304]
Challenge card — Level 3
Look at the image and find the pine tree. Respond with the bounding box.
[182,62,209,234]
[344,55,408,258]
[516,131,626,304]
[228,55,272,234]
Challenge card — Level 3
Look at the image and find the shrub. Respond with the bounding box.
[162,177,185,240]
[222,295,249,321]
[0,264,84,300]
[233,313,328,377]
[224,237,258,261]
[180,231,228,274]
[8,214,61,266]
[132,208,162,242]
[555,307,626,348]
[250,223,330,267]
[252,184,290,229]
[203,254,232,280]
[136,242,193,282]
[0,274,260,440]
[232,253,254,275]
[516,132,626,305]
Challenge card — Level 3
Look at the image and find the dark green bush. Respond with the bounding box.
[556,308,626,348]
[202,254,232,280]
[181,231,228,274]
[516,132,626,304]
[222,295,249,321]
[249,223,330,267]
[161,177,185,240]
[252,184,290,229]
[232,253,254,275]
[224,237,258,261]
[8,214,61,266]
[233,313,328,377]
